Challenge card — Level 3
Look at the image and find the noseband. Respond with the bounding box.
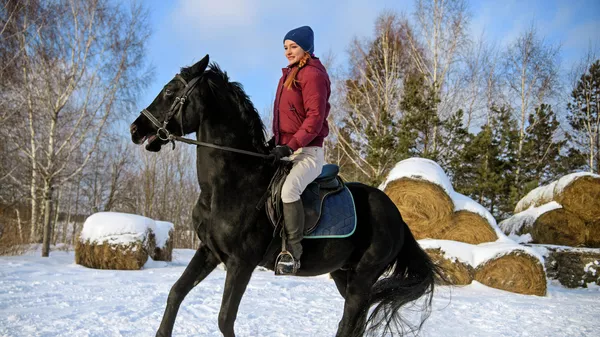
[140,73,270,159]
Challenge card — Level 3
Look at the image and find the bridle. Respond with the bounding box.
[140,73,269,159]
[141,74,198,143]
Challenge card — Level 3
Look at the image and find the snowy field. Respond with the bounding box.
[1,249,599,337]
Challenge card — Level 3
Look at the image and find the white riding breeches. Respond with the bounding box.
[280,146,325,203]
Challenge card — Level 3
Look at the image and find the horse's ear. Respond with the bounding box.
[192,55,209,75]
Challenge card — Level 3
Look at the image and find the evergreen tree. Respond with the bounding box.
[520,104,568,194]
[439,109,470,183]
[453,105,520,219]
[567,59,600,173]
[398,72,441,160]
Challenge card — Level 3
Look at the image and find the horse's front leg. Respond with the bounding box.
[217,259,255,337]
[156,243,219,337]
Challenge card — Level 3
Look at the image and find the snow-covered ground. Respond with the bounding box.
[1,249,599,337]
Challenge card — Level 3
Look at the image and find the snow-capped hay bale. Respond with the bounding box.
[531,209,586,247]
[514,173,600,222]
[500,202,562,237]
[442,210,498,244]
[150,221,174,262]
[75,212,156,270]
[543,246,600,288]
[555,175,600,223]
[421,240,545,295]
[380,157,455,193]
[380,159,455,239]
[384,178,453,239]
[586,220,600,248]
[501,202,586,246]
[474,251,547,296]
[425,248,474,285]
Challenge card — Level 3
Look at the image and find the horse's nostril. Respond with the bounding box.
[130,124,137,134]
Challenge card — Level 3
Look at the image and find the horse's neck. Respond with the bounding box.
[194,128,270,205]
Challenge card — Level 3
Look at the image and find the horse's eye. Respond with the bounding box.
[165,89,173,96]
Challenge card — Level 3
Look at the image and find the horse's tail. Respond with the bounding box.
[365,223,442,336]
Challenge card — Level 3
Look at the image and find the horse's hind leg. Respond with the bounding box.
[330,269,348,299]
[335,249,392,337]
[217,258,254,337]
[156,244,219,337]
[335,271,377,337]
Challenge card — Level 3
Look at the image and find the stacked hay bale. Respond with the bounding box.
[381,161,454,239]
[151,221,175,262]
[380,158,502,244]
[442,193,499,244]
[381,158,547,295]
[502,172,600,247]
[75,212,157,270]
[498,172,600,288]
[420,240,547,296]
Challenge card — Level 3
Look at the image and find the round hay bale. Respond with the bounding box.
[441,210,498,244]
[555,175,600,222]
[474,251,547,296]
[544,247,600,288]
[531,209,586,247]
[76,212,157,269]
[75,239,149,270]
[425,248,473,285]
[586,220,600,248]
[384,178,454,239]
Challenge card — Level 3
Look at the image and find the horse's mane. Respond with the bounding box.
[180,63,267,151]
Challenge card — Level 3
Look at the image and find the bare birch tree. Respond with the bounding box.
[331,12,414,185]
[5,0,150,256]
[403,0,470,151]
[458,32,502,128]
[503,24,561,189]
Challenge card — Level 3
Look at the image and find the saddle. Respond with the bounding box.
[264,163,345,235]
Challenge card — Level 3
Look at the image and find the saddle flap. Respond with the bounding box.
[302,177,344,234]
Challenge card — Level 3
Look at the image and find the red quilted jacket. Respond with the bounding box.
[272,57,331,151]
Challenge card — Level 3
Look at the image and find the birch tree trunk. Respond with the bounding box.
[504,25,560,188]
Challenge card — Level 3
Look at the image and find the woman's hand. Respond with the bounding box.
[268,145,293,163]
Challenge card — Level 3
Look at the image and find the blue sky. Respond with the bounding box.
[136,0,600,122]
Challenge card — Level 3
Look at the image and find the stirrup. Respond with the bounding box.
[275,251,300,275]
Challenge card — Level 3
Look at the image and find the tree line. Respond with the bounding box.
[324,4,598,220]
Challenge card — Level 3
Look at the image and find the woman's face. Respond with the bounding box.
[284,40,305,65]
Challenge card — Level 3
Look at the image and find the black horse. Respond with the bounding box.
[130,55,440,337]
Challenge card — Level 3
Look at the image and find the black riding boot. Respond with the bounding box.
[278,200,304,274]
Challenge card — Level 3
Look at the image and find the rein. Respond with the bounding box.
[141,74,270,159]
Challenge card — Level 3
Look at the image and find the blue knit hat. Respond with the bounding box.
[283,26,314,54]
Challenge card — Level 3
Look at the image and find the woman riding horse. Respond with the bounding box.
[268,26,331,274]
